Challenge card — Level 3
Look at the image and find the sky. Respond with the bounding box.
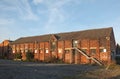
[0,0,120,44]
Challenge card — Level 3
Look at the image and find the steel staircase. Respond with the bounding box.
[73,47,103,66]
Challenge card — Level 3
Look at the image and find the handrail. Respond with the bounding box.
[90,57,103,66]
[73,47,90,59]
[73,47,103,66]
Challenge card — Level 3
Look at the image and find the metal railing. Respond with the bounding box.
[73,47,103,66]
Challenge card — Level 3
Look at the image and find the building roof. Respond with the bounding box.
[11,27,113,44]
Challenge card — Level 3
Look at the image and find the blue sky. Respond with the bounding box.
[0,0,120,44]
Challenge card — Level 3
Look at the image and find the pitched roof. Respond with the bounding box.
[11,27,113,44]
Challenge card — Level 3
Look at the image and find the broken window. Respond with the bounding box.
[73,40,79,47]
[99,47,107,53]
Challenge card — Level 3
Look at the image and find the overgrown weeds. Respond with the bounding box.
[45,56,63,63]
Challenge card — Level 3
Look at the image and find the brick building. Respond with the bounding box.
[10,27,116,65]
[0,40,12,59]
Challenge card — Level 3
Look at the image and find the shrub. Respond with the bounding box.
[26,51,34,61]
[45,56,63,63]
[115,56,120,64]
[14,53,22,59]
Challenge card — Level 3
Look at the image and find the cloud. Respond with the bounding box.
[32,0,95,32]
[41,0,108,33]
[15,0,39,21]
[0,0,38,21]
[39,0,76,32]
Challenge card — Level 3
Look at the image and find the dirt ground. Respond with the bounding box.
[0,59,120,79]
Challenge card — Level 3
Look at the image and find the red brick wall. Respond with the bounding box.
[0,40,11,59]
[10,37,114,65]
[39,42,45,61]
[80,39,89,64]
[44,42,50,60]
[58,41,64,59]
[65,40,72,48]
[81,39,89,48]
[29,43,34,52]
[64,40,72,63]
[90,40,99,56]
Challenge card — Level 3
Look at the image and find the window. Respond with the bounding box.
[52,42,56,45]
[81,49,87,53]
[25,44,28,49]
[65,50,70,53]
[21,50,24,53]
[25,49,28,53]
[90,49,96,55]
[51,41,56,51]
[100,49,104,52]
[46,49,49,53]
[29,49,33,52]
[103,49,107,52]
[35,49,38,53]
[99,48,107,53]
[13,50,15,53]
[73,40,78,47]
[58,49,62,53]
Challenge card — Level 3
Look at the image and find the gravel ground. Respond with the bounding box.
[0,59,100,79]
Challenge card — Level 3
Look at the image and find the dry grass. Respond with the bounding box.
[69,64,120,79]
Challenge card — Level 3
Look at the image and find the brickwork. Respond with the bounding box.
[0,40,12,59]
[9,37,115,64]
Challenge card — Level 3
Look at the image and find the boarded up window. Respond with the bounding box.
[90,49,96,55]
[100,49,104,52]
[65,50,70,53]
[99,48,107,53]
[81,49,87,53]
